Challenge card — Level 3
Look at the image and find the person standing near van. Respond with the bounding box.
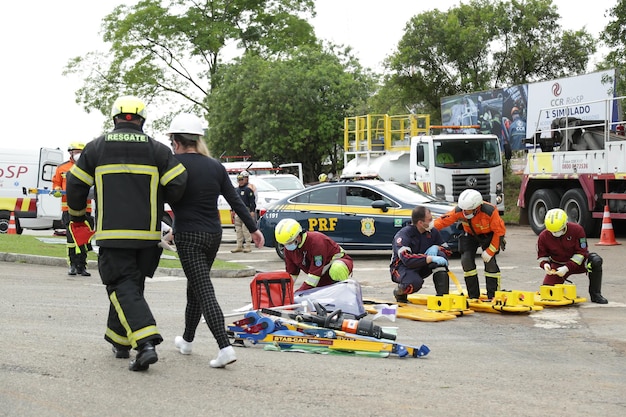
[52,142,94,276]
[231,171,257,253]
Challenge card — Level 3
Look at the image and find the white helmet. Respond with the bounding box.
[166,113,205,136]
[458,189,482,211]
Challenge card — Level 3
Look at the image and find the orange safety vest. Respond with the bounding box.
[52,160,92,213]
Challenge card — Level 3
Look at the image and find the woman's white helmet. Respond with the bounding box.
[166,113,205,136]
[458,189,483,211]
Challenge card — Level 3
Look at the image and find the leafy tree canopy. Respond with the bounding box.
[599,0,626,95]
[63,0,316,131]
[379,0,595,121]
[207,46,376,181]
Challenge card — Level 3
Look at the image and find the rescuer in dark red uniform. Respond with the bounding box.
[537,208,608,304]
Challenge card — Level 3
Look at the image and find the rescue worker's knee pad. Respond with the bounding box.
[329,260,350,281]
[587,252,602,272]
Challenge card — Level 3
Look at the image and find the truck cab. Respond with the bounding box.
[341,114,505,212]
[411,133,504,212]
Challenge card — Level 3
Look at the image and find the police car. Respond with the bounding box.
[258,179,461,259]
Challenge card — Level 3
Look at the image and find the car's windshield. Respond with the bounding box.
[373,182,442,204]
[230,176,278,192]
[261,176,305,191]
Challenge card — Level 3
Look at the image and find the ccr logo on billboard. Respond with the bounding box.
[552,82,562,96]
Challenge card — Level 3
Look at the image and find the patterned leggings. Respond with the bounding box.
[175,231,230,349]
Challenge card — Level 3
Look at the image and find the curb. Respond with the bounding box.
[0,252,256,279]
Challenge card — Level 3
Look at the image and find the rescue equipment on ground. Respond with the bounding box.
[294,279,367,318]
[227,310,429,358]
[250,272,295,310]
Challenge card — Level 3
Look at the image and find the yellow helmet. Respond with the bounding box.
[68,142,85,152]
[318,173,328,182]
[111,95,147,120]
[275,218,302,245]
[544,208,567,233]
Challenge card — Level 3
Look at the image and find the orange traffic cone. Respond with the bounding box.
[8,211,17,235]
[596,205,620,246]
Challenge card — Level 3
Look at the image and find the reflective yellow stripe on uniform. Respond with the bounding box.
[305,273,321,287]
[571,253,585,265]
[94,164,161,234]
[105,328,130,347]
[69,165,94,186]
[464,268,478,278]
[110,291,159,348]
[161,163,186,186]
[96,229,161,241]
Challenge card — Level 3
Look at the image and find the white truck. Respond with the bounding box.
[518,95,626,236]
[0,147,64,234]
[341,114,505,212]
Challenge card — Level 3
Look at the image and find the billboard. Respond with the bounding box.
[441,69,617,151]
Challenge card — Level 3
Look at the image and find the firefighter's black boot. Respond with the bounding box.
[393,285,408,303]
[433,271,450,296]
[588,253,608,304]
[112,345,130,359]
[76,251,91,276]
[485,276,500,300]
[129,342,158,372]
[464,275,480,299]
[76,266,91,277]
[67,247,77,276]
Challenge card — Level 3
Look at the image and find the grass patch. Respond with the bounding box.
[502,159,522,224]
[0,234,245,270]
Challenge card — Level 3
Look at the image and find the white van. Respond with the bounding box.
[217,173,305,225]
[0,148,64,234]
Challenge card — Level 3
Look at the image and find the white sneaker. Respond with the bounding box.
[174,336,192,355]
[210,346,237,368]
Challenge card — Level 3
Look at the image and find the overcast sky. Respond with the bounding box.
[0,0,616,150]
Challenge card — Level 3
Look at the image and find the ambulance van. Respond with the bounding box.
[0,148,64,234]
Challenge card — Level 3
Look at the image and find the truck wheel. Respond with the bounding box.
[560,189,598,236]
[275,241,285,260]
[528,189,560,235]
[0,213,22,234]
[0,213,8,234]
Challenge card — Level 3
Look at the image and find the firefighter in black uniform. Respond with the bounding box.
[66,95,188,371]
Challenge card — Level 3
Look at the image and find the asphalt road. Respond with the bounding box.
[1,225,625,416]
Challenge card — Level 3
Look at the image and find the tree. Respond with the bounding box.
[599,0,626,95]
[381,0,595,122]
[207,46,375,181]
[492,0,595,86]
[63,0,317,130]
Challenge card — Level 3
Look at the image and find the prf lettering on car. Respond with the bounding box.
[307,218,337,231]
